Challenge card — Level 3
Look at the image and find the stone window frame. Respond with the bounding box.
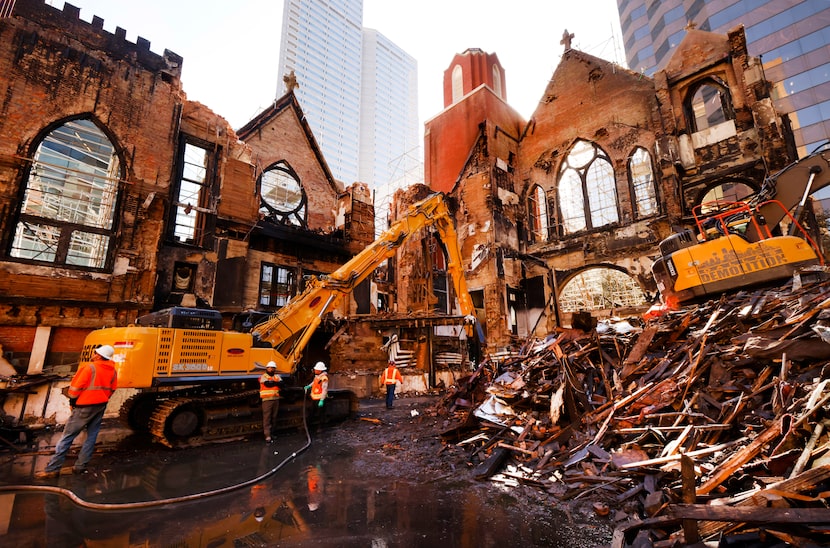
[258,160,307,228]
[527,184,550,243]
[429,233,450,314]
[169,136,219,248]
[451,65,464,104]
[556,139,620,236]
[684,76,735,133]
[6,116,122,271]
[258,262,296,309]
[628,147,659,219]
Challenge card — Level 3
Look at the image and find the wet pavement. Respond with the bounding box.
[0,396,613,547]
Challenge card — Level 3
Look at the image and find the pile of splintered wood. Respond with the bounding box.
[436,270,830,547]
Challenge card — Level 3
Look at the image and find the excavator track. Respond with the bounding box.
[148,389,262,448]
[144,387,358,448]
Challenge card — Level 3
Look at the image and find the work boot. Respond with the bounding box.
[34,469,59,479]
[73,466,88,474]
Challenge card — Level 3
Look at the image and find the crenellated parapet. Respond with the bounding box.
[10,0,182,79]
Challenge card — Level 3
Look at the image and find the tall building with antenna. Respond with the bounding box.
[616,0,830,156]
[276,0,420,207]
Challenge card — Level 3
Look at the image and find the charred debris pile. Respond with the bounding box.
[435,273,830,547]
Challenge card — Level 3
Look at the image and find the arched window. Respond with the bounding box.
[629,147,658,218]
[527,185,549,242]
[699,181,755,214]
[259,161,307,227]
[451,65,464,104]
[686,78,734,132]
[492,64,503,99]
[557,140,618,235]
[559,267,648,312]
[9,119,120,269]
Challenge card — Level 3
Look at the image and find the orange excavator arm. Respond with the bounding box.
[746,143,830,241]
[251,192,477,371]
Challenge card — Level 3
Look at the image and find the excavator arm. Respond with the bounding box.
[252,192,477,371]
[747,142,830,241]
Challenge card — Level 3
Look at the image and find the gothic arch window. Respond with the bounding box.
[492,64,503,99]
[451,65,463,104]
[9,118,121,269]
[628,147,658,218]
[527,184,549,242]
[259,160,307,227]
[686,77,734,133]
[557,139,618,235]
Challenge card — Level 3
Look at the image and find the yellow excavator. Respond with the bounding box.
[652,143,830,306]
[80,192,478,447]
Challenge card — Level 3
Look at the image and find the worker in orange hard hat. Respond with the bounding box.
[36,345,118,478]
[381,359,403,409]
[259,361,282,443]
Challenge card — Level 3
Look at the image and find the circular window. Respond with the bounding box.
[259,163,306,226]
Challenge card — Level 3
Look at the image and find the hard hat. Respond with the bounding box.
[266,361,277,369]
[95,345,115,360]
[313,361,327,372]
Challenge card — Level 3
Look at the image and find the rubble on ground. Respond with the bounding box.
[435,271,830,547]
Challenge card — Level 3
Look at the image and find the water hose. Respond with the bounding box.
[0,391,314,511]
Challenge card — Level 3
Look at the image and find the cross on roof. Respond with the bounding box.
[561,29,575,51]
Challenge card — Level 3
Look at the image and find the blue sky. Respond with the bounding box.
[52,1,625,131]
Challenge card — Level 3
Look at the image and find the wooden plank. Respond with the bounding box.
[680,455,699,544]
[697,419,783,495]
[623,325,658,365]
[669,503,830,524]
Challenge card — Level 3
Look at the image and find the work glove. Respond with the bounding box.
[69,398,77,409]
[304,385,311,392]
[318,399,325,408]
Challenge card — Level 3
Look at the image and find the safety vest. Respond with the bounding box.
[382,366,402,385]
[310,373,328,400]
[259,373,281,401]
[69,360,117,406]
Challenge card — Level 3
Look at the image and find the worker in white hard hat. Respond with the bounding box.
[36,344,118,479]
[259,361,282,443]
[304,361,329,426]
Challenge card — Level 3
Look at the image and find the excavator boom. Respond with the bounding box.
[252,192,476,368]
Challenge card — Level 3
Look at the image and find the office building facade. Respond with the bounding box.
[277,0,419,197]
[617,0,830,156]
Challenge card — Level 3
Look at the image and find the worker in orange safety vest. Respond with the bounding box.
[381,360,403,409]
[259,361,282,443]
[36,344,118,478]
[304,362,329,425]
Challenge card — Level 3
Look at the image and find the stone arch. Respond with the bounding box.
[558,264,648,313]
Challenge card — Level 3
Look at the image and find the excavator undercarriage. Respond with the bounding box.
[121,385,357,448]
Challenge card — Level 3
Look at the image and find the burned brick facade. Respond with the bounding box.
[0,2,804,425]
[422,27,797,350]
[0,0,371,392]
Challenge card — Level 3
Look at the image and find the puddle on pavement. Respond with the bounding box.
[1,427,612,547]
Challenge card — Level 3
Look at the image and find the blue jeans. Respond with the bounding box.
[385,384,396,408]
[45,404,107,472]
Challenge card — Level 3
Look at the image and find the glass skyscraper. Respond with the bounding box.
[617,0,830,157]
[277,0,419,196]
